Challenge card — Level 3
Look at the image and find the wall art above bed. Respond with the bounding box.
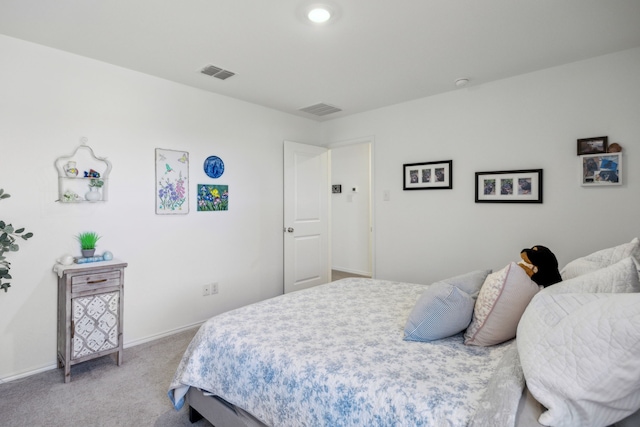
[403,160,452,190]
[581,153,621,186]
[577,136,608,155]
[475,169,543,203]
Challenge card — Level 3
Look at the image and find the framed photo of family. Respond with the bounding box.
[475,169,543,203]
[581,153,621,186]
[402,160,452,190]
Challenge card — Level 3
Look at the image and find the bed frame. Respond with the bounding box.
[186,385,640,427]
[187,387,267,427]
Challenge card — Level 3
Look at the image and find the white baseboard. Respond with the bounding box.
[123,321,203,348]
[0,321,205,384]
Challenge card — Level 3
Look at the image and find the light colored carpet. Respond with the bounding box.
[0,327,212,427]
[331,270,370,281]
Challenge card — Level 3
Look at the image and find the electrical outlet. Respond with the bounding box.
[211,282,219,294]
[202,284,211,296]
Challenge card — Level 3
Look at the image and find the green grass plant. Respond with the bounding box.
[76,231,101,250]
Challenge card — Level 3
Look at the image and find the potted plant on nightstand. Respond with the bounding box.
[76,232,101,258]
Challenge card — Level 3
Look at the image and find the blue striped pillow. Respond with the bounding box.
[404,269,491,342]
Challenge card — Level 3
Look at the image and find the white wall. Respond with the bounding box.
[0,35,321,381]
[323,48,640,285]
[2,33,639,382]
[330,143,371,276]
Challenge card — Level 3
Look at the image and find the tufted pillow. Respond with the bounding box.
[560,237,640,280]
[542,256,640,296]
[464,262,540,347]
[517,292,640,427]
[403,269,491,342]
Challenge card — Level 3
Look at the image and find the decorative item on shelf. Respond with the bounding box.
[76,231,101,258]
[577,136,608,155]
[64,161,79,177]
[0,188,34,293]
[607,143,622,153]
[72,250,113,264]
[85,178,103,202]
[56,254,75,266]
[75,255,106,264]
[55,143,112,203]
[62,190,81,202]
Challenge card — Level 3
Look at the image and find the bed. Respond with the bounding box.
[169,238,640,427]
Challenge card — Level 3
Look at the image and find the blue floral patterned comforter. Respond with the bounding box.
[168,278,514,426]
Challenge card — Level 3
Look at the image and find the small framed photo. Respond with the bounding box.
[581,153,621,186]
[577,136,608,155]
[403,160,452,190]
[475,169,543,203]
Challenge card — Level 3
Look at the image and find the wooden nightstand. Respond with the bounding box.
[54,260,127,383]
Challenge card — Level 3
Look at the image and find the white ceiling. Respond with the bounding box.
[1,0,640,121]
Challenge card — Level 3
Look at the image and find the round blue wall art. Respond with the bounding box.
[203,155,225,178]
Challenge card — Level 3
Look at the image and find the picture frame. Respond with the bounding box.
[155,148,189,214]
[403,160,452,190]
[581,153,621,186]
[475,169,543,203]
[577,136,608,155]
[197,184,229,211]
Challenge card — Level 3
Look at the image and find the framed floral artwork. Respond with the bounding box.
[155,148,189,214]
[197,184,228,211]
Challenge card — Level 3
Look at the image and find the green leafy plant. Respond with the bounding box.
[76,231,101,250]
[89,178,104,188]
[1,189,34,293]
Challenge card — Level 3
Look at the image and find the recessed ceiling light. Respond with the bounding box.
[308,7,331,23]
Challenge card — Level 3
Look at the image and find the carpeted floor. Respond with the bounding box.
[0,327,212,427]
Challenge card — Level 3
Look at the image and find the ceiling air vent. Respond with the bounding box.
[299,103,342,116]
[201,64,236,80]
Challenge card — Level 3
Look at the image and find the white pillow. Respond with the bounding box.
[464,262,540,347]
[560,237,640,280]
[517,292,640,427]
[542,256,640,295]
[403,269,491,342]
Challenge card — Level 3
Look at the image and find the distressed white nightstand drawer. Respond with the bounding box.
[71,271,121,293]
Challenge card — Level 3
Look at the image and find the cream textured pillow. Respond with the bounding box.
[543,256,640,296]
[560,237,640,280]
[517,292,640,427]
[464,262,540,346]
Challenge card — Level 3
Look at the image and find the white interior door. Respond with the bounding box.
[283,140,330,293]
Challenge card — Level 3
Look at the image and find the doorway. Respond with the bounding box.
[329,138,373,280]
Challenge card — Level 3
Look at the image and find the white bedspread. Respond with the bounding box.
[169,278,515,426]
